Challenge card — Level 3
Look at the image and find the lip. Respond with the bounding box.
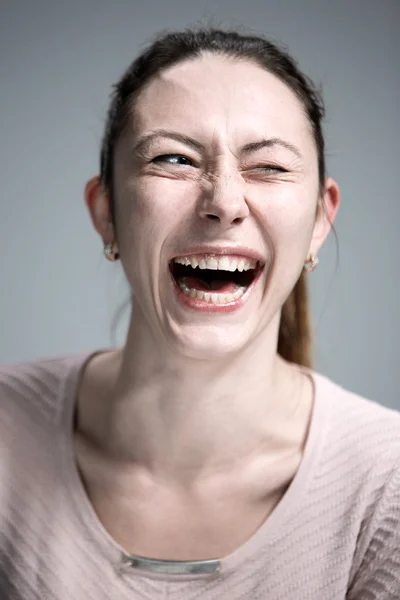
[169,245,266,265]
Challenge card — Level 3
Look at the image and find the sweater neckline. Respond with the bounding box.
[59,349,332,582]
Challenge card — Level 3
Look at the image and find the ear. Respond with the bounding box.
[308,177,340,255]
[84,175,114,243]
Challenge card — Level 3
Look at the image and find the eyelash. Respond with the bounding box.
[151,154,288,173]
[252,164,288,174]
[152,154,193,166]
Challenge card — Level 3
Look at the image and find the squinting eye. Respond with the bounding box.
[255,165,287,173]
[152,154,193,166]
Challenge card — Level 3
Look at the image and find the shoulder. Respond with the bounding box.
[309,371,400,595]
[346,451,400,597]
[0,351,95,433]
[311,369,400,519]
[0,350,100,517]
[313,369,400,461]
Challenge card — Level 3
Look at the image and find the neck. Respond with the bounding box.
[77,304,306,486]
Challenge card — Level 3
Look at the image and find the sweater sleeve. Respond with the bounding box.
[347,462,400,599]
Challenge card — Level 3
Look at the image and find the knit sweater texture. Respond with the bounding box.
[1,350,400,599]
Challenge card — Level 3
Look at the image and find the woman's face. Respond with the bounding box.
[110,55,336,359]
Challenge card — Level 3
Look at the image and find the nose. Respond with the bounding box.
[197,172,250,228]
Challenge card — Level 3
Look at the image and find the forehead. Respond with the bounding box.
[132,54,312,148]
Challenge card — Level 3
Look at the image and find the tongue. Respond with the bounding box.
[182,276,238,294]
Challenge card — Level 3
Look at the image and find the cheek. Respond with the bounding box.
[256,187,317,286]
[254,189,317,309]
[258,185,317,243]
[114,177,195,288]
[116,178,173,245]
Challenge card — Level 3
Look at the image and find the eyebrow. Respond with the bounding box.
[133,131,205,156]
[132,130,303,160]
[240,138,303,159]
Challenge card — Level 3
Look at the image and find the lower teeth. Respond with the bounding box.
[178,281,247,304]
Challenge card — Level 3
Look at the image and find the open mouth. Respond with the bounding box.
[169,260,263,293]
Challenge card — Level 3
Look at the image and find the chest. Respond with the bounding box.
[110,491,290,561]
[75,437,302,561]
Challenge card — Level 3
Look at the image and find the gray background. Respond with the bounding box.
[1,0,399,408]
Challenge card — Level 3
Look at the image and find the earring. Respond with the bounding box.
[303,254,319,273]
[104,242,120,262]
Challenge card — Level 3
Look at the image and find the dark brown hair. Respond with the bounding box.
[100,28,332,369]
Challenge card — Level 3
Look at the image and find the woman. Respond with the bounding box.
[1,27,399,599]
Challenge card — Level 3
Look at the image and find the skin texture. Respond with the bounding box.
[81,55,340,543]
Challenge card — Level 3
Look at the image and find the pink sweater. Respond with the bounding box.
[0,350,400,599]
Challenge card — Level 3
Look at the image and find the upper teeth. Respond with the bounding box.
[173,256,257,272]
